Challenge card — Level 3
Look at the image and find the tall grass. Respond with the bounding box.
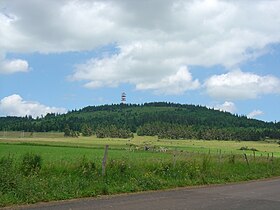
[0,151,279,207]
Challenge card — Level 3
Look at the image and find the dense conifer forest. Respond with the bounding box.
[1,102,280,140]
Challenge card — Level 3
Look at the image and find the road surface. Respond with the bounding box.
[6,178,280,210]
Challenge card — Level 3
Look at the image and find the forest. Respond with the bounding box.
[0,102,280,140]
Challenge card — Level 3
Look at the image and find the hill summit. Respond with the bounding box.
[1,102,279,140]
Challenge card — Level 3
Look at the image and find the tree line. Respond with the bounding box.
[136,122,280,141]
[0,102,279,140]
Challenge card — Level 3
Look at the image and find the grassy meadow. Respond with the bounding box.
[1,132,280,207]
[1,131,280,156]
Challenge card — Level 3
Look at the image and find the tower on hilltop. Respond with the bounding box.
[121,92,126,104]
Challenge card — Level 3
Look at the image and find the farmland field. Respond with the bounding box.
[1,132,280,207]
[1,131,280,157]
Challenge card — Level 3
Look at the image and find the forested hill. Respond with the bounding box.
[1,102,280,140]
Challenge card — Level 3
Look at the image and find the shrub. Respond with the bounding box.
[239,146,259,152]
[20,153,42,176]
[77,156,96,177]
[154,162,173,177]
[229,154,236,164]
[81,124,93,136]
[108,159,128,173]
[0,155,17,193]
[239,146,258,151]
[201,155,211,173]
[64,125,79,137]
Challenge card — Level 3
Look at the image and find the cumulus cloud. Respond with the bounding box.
[213,101,236,113]
[204,70,280,100]
[135,67,200,95]
[1,0,280,91]
[71,46,200,94]
[0,58,29,74]
[247,110,264,119]
[1,0,280,56]
[0,94,67,118]
[0,0,280,60]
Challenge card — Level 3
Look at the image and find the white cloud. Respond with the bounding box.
[0,94,67,118]
[135,67,200,95]
[71,49,200,94]
[0,58,29,74]
[1,0,279,57]
[213,101,236,113]
[1,0,280,91]
[204,70,280,100]
[247,110,264,119]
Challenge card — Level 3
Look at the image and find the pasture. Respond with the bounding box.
[1,131,280,157]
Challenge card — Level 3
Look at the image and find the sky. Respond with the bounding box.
[0,0,280,122]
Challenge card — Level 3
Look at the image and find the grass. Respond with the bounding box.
[1,132,280,156]
[1,133,280,207]
[0,131,64,139]
[0,143,169,163]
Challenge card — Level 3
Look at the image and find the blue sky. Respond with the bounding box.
[0,0,280,122]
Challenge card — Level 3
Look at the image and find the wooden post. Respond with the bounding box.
[102,145,109,176]
[218,149,222,179]
[244,153,249,166]
[272,152,274,173]
[173,148,177,167]
[267,153,270,160]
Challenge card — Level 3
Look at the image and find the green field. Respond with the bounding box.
[1,131,280,157]
[1,133,280,207]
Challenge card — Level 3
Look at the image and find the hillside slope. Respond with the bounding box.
[1,102,279,140]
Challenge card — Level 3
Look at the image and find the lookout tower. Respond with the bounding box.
[121,92,126,104]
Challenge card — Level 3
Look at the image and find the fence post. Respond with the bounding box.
[244,153,249,166]
[271,152,274,173]
[102,145,109,176]
[218,149,222,179]
[173,148,177,167]
[267,153,270,160]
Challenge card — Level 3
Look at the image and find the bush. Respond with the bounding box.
[108,159,128,173]
[229,154,236,164]
[81,124,93,136]
[0,155,17,193]
[77,156,96,177]
[96,125,133,139]
[201,155,211,172]
[21,153,42,176]
[239,146,258,151]
[64,125,79,137]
